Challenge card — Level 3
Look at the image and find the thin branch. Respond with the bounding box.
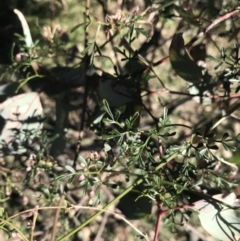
[50,195,65,241]
[58,151,180,241]
[73,0,91,168]
[153,206,167,241]
[93,212,109,241]
[30,205,39,241]
[1,204,150,241]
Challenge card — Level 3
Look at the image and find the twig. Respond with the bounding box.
[30,205,39,241]
[153,206,167,241]
[69,205,150,241]
[50,195,65,241]
[0,204,150,241]
[93,183,115,241]
[152,7,240,67]
[210,100,240,130]
[93,212,109,241]
[57,151,180,241]
[73,0,91,168]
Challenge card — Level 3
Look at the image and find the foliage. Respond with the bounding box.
[0,0,240,241]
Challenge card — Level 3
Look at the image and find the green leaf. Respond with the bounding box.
[83,12,91,22]
[78,155,87,167]
[130,112,139,126]
[222,142,236,152]
[208,145,219,150]
[103,131,122,140]
[193,193,240,241]
[71,22,88,33]
[125,119,131,129]
[221,47,226,59]
[129,24,135,42]
[94,43,102,56]
[65,165,76,174]
[222,132,229,141]
[103,118,117,125]
[89,52,95,65]
[102,99,114,120]
[68,175,76,184]
[169,33,204,83]
[0,207,4,217]
[81,42,94,56]
[117,134,124,145]
[163,107,168,120]
[199,148,207,156]
[214,61,224,70]
[113,47,125,55]
[114,109,121,121]
[135,28,149,38]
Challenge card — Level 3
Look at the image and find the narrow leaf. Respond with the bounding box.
[113,47,124,55]
[81,42,94,56]
[71,23,87,33]
[65,165,76,174]
[14,9,33,48]
[102,99,114,120]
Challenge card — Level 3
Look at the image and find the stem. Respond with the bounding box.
[73,0,91,168]
[30,206,39,241]
[2,221,29,241]
[16,74,44,93]
[153,206,167,241]
[166,123,192,130]
[50,195,65,241]
[57,150,179,241]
